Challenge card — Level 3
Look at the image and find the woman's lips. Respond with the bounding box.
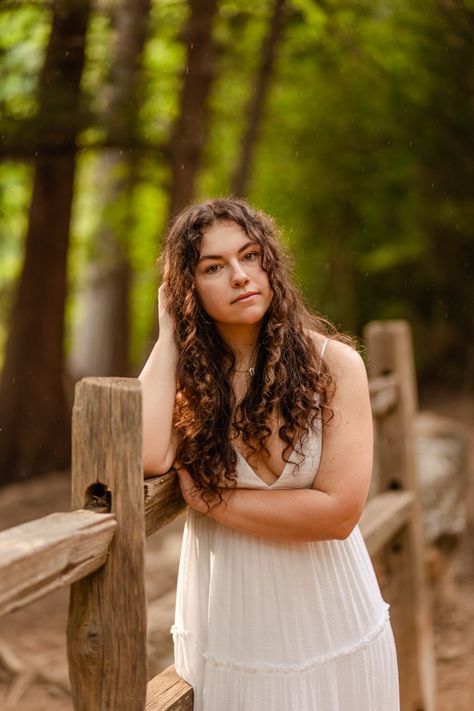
[232,291,258,304]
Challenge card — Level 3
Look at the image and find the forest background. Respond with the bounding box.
[0,0,473,486]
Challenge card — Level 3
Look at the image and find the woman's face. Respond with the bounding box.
[194,220,273,330]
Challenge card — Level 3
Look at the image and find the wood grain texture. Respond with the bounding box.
[67,377,147,711]
[146,666,193,711]
[364,320,436,711]
[144,470,186,537]
[368,374,399,418]
[359,490,414,556]
[0,510,115,617]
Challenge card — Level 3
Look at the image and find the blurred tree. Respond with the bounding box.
[248,0,473,378]
[146,0,219,343]
[1,0,473,407]
[411,0,474,385]
[231,0,287,197]
[166,0,219,221]
[70,0,152,378]
[0,0,91,483]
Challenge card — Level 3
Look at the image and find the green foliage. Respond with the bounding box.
[199,0,271,195]
[79,9,115,145]
[128,160,170,368]
[0,3,50,120]
[1,0,473,384]
[245,0,473,381]
[140,0,190,144]
[0,163,33,364]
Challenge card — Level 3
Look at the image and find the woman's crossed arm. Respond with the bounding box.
[177,340,374,543]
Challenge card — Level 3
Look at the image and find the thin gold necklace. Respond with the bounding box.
[231,366,255,376]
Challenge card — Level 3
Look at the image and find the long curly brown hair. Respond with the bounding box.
[161,197,348,504]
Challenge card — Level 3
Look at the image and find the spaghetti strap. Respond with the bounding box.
[318,337,329,374]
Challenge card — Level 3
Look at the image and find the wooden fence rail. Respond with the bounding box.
[0,511,116,617]
[0,319,436,710]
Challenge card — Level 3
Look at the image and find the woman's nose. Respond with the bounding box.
[230,262,250,287]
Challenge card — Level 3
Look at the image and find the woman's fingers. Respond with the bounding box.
[174,464,208,512]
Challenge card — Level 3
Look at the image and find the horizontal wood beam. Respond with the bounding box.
[146,665,193,710]
[368,374,398,418]
[144,471,186,537]
[0,510,116,617]
[359,490,414,556]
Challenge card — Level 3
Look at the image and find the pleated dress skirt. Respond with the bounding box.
[172,432,400,710]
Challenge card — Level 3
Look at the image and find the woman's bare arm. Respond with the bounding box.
[139,286,178,476]
[177,340,373,541]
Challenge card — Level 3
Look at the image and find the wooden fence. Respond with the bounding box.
[0,320,436,710]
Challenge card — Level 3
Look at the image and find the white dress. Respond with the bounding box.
[172,363,400,710]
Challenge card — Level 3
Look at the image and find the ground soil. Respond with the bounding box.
[0,387,472,710]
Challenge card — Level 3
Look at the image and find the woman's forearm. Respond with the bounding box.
[210,487,354,542]
[139,330,177,475]
[177,465,357,542]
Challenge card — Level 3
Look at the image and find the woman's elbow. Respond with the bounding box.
[143,462,170,478]
[334,521,356,540]
[335,507,363,540]
[305,516,356,542]
[143,448,175,477]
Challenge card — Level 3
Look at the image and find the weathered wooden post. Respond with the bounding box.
[67,378,147,711]
[364,320,436,711]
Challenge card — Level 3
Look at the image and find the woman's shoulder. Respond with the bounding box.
[304,330,366,376]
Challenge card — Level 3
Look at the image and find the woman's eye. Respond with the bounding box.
[243,251,258,261]
[205,264,221,274]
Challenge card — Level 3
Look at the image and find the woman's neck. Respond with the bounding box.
[217,322,261,370]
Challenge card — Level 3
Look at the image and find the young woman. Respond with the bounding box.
[139,198,399,710]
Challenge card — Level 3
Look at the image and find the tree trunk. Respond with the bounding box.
[144,0,218,346]
[70,0,151,378]
[0,0,91,484]
[231,0,287,198]
[167,0,219,221]
[69,153,132,378]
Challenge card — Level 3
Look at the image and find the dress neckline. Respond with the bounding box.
[235,447,293,488]
[232,336,328,489]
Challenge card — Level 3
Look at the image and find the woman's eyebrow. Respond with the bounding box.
[198,241,256,263]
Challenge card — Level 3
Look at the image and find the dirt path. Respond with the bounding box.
[0,388,472,709]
